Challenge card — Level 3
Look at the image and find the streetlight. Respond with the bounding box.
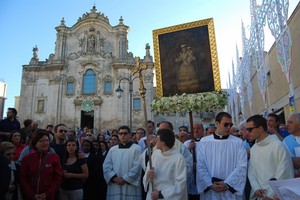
[115,75,138,131]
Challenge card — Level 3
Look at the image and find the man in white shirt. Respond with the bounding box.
[143,128,187,200]
[197,112,247,200]
[247,115,294,199]
[103,125,142,200]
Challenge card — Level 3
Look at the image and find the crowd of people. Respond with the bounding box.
[0,107,299,200]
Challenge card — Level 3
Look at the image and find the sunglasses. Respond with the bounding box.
[246,126,259,132]
[58,130,68,133]
[118,132,129,136]
[224,123,233,128]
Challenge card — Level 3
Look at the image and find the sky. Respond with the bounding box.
[0,0,299,117]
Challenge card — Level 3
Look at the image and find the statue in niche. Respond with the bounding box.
[87,35,95,53]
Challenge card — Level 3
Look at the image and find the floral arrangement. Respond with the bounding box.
[151,91,227,115]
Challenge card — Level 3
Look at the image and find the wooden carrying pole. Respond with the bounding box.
[132,57,155,189]
[189,111,197,183]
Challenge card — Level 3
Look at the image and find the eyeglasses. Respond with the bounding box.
[224,123,233,128]
[246,126,259,132]
[58,130,68,133]
[38,139,49,143]
[118,132,129,136]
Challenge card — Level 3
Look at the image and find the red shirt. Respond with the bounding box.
[20,151,62,200]
[13,143,26,161]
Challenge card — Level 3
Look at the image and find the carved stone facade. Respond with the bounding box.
[19,6,154,132]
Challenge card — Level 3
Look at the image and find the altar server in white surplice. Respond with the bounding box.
[196,112,248,200]
[103,125,142,200]
[143,128,188,200]
[246,115,294,200]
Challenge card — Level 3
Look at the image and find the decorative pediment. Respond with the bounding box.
[104,75,112,82]
[77,6,109,24]
[36,93,48,100]
[74,95,103,107]
[66,76,76,82]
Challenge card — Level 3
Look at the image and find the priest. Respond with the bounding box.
[103,125,142,200]
[196,112,247,199]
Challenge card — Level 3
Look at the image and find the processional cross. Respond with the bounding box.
[132,57,155,189]
[132,57,147,98]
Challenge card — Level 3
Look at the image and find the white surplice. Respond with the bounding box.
[196,134,248,200]
[103,142,142,200]
[153,138,193,177]
[184,139,199,195]
[143,147,188,200]
[248,135,294,199]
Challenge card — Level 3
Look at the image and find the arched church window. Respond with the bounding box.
[83,69,96,94]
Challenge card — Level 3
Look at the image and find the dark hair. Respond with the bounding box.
[111,135,119,141]
[30,129,49,151]
[111,129,118,133]
[64,138,80,163]
[246,115,268,131]
[99,140,108,151]
[46,124,53,129]
[267,113,280,129]
[91,140,102,153]
[81,139,93,154]
[206,126,215,131]
[8,130,21,142]
[54,123,67,133]
[136,128,146,134]
[215,112,232,123]
[147,120,155,127]
[179,125,189,132]
[118,125,131,134]
[157,129,175,149]
[8,108,17,116]
[159,121,174,131]
[23,119,33,127]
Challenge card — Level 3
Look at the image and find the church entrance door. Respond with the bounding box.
[81,110,94,130]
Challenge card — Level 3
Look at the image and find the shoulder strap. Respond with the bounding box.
[35,153,50,180]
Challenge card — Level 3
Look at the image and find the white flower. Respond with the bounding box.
[151,91,227,115]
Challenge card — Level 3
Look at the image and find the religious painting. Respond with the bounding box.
[153,18,221,97]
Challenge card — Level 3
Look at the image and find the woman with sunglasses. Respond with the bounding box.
[59,139,88,200]
[8,130,25,161]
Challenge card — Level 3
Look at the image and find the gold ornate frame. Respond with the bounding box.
[153,18,221,97]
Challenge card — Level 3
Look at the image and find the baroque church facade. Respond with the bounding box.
[19,6,154,132]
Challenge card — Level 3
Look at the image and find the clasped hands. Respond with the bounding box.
[210,181,228,192]
[112,176,126,185]
[34,193,46,200]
